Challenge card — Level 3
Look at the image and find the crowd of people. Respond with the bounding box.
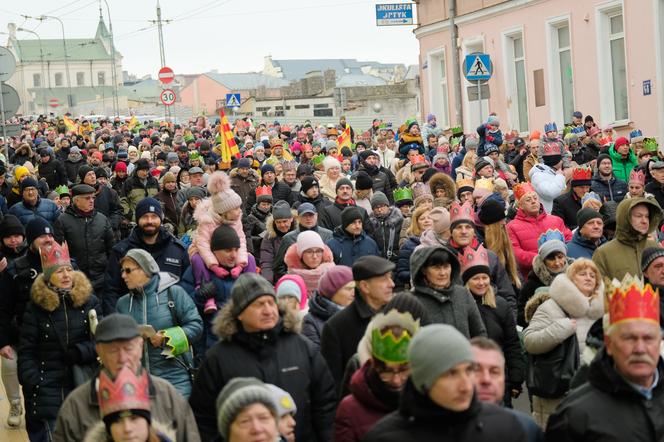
[0,110,662,441]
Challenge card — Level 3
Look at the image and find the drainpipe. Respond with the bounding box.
[449,0,463,128]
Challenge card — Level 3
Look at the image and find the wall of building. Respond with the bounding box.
[179,75,230,115]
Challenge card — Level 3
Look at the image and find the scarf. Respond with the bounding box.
[335,196,356,207]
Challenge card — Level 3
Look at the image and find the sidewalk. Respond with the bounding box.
[0,362,29,442]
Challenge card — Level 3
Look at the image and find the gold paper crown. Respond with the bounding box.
[474,177,494,192]
[608,274,660,326]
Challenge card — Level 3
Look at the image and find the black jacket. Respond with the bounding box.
[245,179,293,214]
[546,349,664,442]
[590,174,627,203]
[552,190,582,229]
[294,192,331,214]
[646,181,664,209]
[243,204,270,255]
[319,201,371,233]
[94,185,123,231]
[302,292,342,352]
[363,380,527,442]
[369,207,404,263]
[102,227,189,314]
[38,158,68,189]
[352,165,393,203]
[54,206,115,291]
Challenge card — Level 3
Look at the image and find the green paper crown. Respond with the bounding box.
[450,126,464,136]
[393,186,414,202]
[644,138,659,153]
[371,327,412,364]
[160,326,189,358]
[55,185,70,196]
[312,154,326,166]
[188,150,201,161]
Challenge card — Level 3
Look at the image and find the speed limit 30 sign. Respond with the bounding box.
[160,89,176,106]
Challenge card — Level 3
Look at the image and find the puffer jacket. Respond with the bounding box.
[302,292,342,351]
[65,155,87,184]
[189,303,337,442]
[121,174,159,221]
[591,173,628,203]
[352,165,393,203]
[294,192,332,214]
[116,272,203,397]
[528,164,566,213]
[38,158,68,189]
[229,167,258,209]
[18,272,99,423]
[259,213,296,283]
[243,204,270,255]
[409,246,486,338]
[245,179,294,212]
[566,230,607,260]
[592,197,662,281]
[477,124,503,157]
[54,206,115,292]
[93,185,123,232]
[518,255,572,327]
[396,235,420,285]
[327,226,380,267]
[8,197,60,225]
[369,207,403,264]
[155,188,179,232]
[506,206,571,276]
[319,201,371,233]
[608,144,638,182]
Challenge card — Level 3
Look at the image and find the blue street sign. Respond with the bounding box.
[375,3,414,26]
[464,53,492,81]
[643,80,652,96]
[225,93,241,107]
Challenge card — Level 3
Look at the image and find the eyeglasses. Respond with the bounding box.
[121,267,139,274]
[377,366,411,382]
[303,249,324,256]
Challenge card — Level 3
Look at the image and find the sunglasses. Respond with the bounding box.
[121,267,139,274]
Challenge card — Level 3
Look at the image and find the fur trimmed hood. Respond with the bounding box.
[229,167,259,182]
[531,255,573,286]
[369,207,403,231]
[283,243,334,270]
[428,172,456,200]
[265,211,298,240]
[30,271,93,312]
[548,273,605,320]
[524,290,550,324]
[212,299,301,341]
[82,420,176,442]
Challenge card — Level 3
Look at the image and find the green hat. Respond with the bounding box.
[644,138,659,153]
[393,186,413,204]
[370,310,420,364]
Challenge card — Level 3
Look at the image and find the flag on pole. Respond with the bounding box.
[127,115,138,131]
[338,124,352,150]
[218,109,240,166]
[63,115,77,132]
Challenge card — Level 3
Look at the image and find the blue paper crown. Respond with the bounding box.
[544,122,558,133]
[538,229,565,248]
[630,129,643,140]
[571,126,586,135]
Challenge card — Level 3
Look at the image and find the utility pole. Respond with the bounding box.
[449,0,463,129]
[37,15,73,111]
[150,1,171,121]
[101,0,119,117]
[17,27,47,114]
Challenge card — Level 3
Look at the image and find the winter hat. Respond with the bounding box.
[318,266,354,299]
[185,186,207,201]
[135,159,150,171]
[474,157,493,173]
[161,172,176,184]
[296,230,325,257]
[412,182,433,208]
[370,191,389,209]
[642,247,664,273]
[300,176,319,194]
[465,137,479,150]
[354,171,373,191]
[211,224,241,251]
[0,214,25,239]
[576,207,602,230]
[78,165,95,183]
[20,177,39,193]
[596,153,612,168]
[94,167,109,179]
[275,277,304,304]
[486,115,500,127]
[26,217,54,244]
[166,152,179,163]
[208,172,242,215]
[114,161,127,173]
[614,136,629,150]
[231,273,276,317]
[429,207,450,233]
[409,324,475,394]
[484,143,500,155]
[265,384,297,418]
[237,158,252,169]
[272,200,292,220]
[261,164,275,176]
[323,156,341,172]
[121,249,160,276]
[341,206,363,230]
[134,197,163,221]
[477,199,506,225]
[581,192,602,208]
[537,230,567,260]
[216,378,277,442]
[336,177,354,192]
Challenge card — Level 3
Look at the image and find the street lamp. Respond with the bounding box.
[101,0,119,117]
[16,27,48,114]
[37,15,73,111]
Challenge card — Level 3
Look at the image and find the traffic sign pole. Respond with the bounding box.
[477,80,482,124]
[0,81,7,159]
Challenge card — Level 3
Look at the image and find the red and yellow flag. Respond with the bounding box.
[338,124,352,149]
[63,115,77,132]
[218,109,240,166]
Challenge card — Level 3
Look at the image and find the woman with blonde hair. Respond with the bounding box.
[396,206,433,286]
[454,150,477,181]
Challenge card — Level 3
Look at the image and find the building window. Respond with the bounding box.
[596,3,628,123]
[98,71,106,86]
[314,108,333,117]
[313,103,329,109]
[76,72,85,86]
[294,104,310,109]
[546,18,575,124]
[502,30,529,132]
[256,106,271,112]
[55,73,63,87]
[427,48,450,128]
[33,73,41,87]
[609,13,627,120]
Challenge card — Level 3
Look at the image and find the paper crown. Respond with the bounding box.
[410,155,427,165]
[474,177,494,192]
[456,178,475,191]
[370,310,420,364]
[630,129,644,141]
[459,244,490,277]
[450,200,474,226]
[544,122,558,133]
[571,165,592,182]
[542,141,562,156]
[581,191,602,207]
[537,229,565,249]
[393,186,414,203]
[188,150,201,161]
[161,326,190,358]
[98,366,150,419]
[643,138,659,153]
[513,182,536,201]
[571,126,586,135]
[608,274,660,326]
[40,241,71,272]
[255,186,272,198]
[54,185,70,196]
[629,169,646,186]
[311,154,326,166]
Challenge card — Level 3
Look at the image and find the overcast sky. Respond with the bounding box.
[0,0,420,78]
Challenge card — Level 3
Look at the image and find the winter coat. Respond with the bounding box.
[191,198,248,269]
[243,204,270,255]
[352,165,393,203]
[259,213,296,283]
[522,154,539,183]
[506,207,571,276]
[396,235,420,285]
[189,306,336,442]
[608,144,638,182]
[319,201,371,233]
[9,197,60,225]
[178,200,197,238]
[409,246,487,338]
[369,207,404,263]
[18,272,99,423]
[302,292,342,352]
[566,230,607,260]
[12,143,34,167]
[54,206,114,291]
[93,185,123,231]
[229,168,258,210]
[284,243,335,297]
[362,380,527,442]
[592,196,662,281]
[294,192,332,214]
[528,164,566,213]
[103,227,190,314]
[591,174,628,203]
[552,190,582,229]
[518,255,573,327]
[65,156,87,184]
[335,362,397,442]
[273,226,333,282]
[53,373,201,442]
[477,124,504,157]
[646,180,664,209]
[245,179,293,212]
[327,227,380,267]
[38,158,68,189]
[116,272,202,397]
[546,349,664,442]
[121,174,159,221]
[155,188,179,232]
[428,172,456,205]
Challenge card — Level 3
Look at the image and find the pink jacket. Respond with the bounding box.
[506,206,572,276]
[190,198,248,269]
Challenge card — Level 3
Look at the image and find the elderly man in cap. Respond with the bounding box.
[54,184,115,293]
[53,314,200,442]
[363,324,526,441]
[546,275,664,441]
[321,255,395,387]
[8,176,60,225]
[103,197,189,314]
[189,273,336,442]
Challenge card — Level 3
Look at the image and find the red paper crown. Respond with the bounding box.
[629,169,646,186]
[542,141,561,156]
[255,185,272,197]
[410,155,427,165]
[98,367,150,418]
[459,244,490,275]
[513,182,536,201]
[608,275,660,326]
[39,241,70,271]
[450,200,474,226]
[571,165,592,182]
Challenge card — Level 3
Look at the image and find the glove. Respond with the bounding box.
[210,264,230,278]
[64,347,82,365]
[198,281,217,300]
[230,266,243,279]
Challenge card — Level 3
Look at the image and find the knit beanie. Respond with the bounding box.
[272,200,292,220]
[211,224,241,251]
[576,207,602,230]
[296,230,325,257]
[354,172,373,191]
[265,384,297,418]
[614,136,629,150]
[429,207,450,233]
[134,158,150,171]
[161,172,177,185]
[538,236,567,260]
[231,273,276,317]
[596,153,612,168]
[114,161,127,173]
[26,217,54,244]
[275,279,303,304]
[121,249,160,276]
[208,171,242,215]
[370,191,389,209]
[134,197,164,221]
[216,378,277,442]
[185,186,206,201]
[409,324,475,394]
[0,214,25,239]
[20,177,39,193]
[336,177,354,192]
[477,199,506,225]
[300,176,319,194]
[261,164,275,176]
[341,206,362,230]
[474,157,492,173]
[78,165,94,183]
[642,247,664,272]
[94,167,109,179]
[318,266,354,299]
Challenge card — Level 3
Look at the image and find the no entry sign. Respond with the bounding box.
[158,66,174,84]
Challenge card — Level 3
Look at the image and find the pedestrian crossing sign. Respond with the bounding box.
[464,53,492,81]
[225,93,241,107]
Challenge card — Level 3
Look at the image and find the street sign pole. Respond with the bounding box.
[0,80,7,160]
[477,80,482,124]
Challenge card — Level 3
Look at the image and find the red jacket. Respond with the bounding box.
[506,206,572,276]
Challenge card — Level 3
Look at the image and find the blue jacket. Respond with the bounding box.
[590,174,628,203]
[326,227,379,267]
[116,272,202,398]
[396,235,420,285]
[9,197,60,226]
[477,124,504,157]
[566,230,607,260]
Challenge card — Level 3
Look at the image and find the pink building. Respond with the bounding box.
[415,0,664,139]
